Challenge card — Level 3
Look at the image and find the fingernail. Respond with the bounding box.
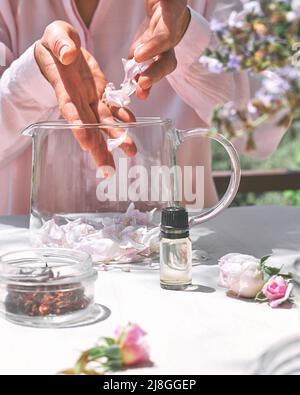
[59,45,70,62]
[134,43,144,59]
[140,77,151,90]
[97,166,116,179]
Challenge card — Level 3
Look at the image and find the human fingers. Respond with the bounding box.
[41,21,81,65]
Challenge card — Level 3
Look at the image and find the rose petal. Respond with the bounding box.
[269,283,294,308]
[104,58,152,108]
[117,323,150,366]
[121,324,147,346]
[107,129,128,152]
[121,342,150,367]
[35,204,159,263]
[219,253,259,267]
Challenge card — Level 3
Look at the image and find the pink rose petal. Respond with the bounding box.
[269,283,294,308]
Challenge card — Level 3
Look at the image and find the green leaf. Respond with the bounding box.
[105,345,122,361]
[104,337,116,347]
[261,255,271,265]
[255,291,268,303]
[280,273,293,280]
[263,265,281,277]
[105,360,123,371]
[88,346,106,360]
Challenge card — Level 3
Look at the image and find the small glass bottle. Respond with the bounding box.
[160,207,192,290]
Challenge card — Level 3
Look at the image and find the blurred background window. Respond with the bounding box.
[213,120,300,206]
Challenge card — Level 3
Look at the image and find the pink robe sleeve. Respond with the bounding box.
[167,0,287,159]
[0,5,57,168]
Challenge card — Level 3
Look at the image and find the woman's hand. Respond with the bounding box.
[35,21,137,173]
[129,0,190,100]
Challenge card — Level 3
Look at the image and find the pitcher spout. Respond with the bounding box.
[21,123,38,137]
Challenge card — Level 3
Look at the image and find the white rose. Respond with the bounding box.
[219,253,264,299]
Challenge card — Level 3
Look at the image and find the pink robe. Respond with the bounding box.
[0,0,285,215]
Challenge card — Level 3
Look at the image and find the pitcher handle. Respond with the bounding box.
[177,128,241,226]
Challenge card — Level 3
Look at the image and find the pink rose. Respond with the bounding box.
[115,323,150,367]
[263,276,294,308]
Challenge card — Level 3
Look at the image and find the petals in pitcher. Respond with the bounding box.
[33,204,160,264]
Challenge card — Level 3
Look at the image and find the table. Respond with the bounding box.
[0,206,299,375]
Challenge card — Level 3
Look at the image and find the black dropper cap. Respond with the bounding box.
[161,207,189,239]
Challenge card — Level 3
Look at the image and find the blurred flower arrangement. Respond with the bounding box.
[200,0,300,149]
[219,253,294,308]
[62,323,151,375]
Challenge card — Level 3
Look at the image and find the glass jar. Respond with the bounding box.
[0,249,98,328]
[22,118,241,265]
[160,207,192,290]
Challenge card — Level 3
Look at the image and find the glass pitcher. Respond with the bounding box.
[22,118,241,265]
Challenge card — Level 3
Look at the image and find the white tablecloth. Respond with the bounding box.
[0,206,299,375]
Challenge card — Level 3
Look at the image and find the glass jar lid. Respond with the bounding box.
[0,248,97,287]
